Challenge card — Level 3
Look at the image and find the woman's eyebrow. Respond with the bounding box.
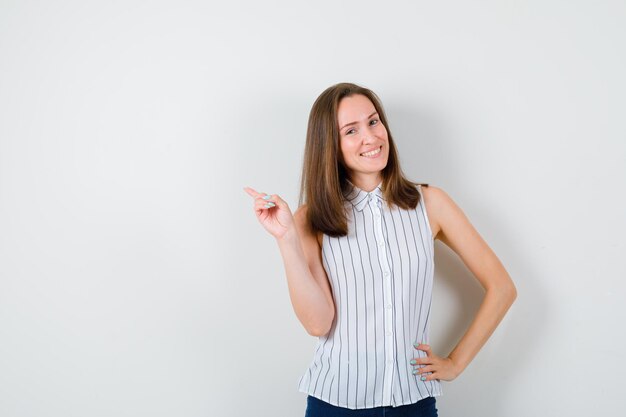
[340,111,378,131]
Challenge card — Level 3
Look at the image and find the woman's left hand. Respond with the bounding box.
[411,343,461,382]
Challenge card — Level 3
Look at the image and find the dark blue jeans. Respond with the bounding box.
[305,395,438,417]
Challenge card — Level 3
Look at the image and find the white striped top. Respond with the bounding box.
[297,180,442,409]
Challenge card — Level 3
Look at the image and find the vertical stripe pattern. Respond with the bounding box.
[297,181,443,409]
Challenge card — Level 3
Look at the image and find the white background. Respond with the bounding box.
[1,1,624,416]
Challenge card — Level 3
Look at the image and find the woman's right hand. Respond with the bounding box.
[243,186,295,240]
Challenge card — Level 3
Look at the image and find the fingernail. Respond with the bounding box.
[420,376,426,381]
[263,195,272,200]
[413,343,420,348]
[410,360,417,365]
[412,369,419,375]
[264,203,275,208]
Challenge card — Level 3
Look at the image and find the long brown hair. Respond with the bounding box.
[298,82,427,237]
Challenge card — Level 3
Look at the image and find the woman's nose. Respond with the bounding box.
[361,130,376,143]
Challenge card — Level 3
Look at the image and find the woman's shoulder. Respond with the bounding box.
[419,184,469,240]
[417,184,445,239]
[413,182,441,209]
[419,184,451,207]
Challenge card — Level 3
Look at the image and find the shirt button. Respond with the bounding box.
[386,331,392,336]
[379,241,384,247]
[387,359,393,364]
[386,304,392,309]
[384,271,389,276]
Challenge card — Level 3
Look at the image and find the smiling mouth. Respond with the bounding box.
[360,146,382,157]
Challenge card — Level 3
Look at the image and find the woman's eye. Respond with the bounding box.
[370,119,378,125]
[346,129,355,135]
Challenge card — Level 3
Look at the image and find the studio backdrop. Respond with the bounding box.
[0,1,624,416]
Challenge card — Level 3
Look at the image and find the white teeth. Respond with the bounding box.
[360,146,381,157]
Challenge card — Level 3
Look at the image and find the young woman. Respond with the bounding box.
[244,83,517,416]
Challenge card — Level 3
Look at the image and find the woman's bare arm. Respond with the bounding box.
[413,186,517,381]
[244,187,335,336]
[276,205,335,337]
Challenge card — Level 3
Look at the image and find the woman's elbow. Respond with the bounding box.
[488,280,517,305]
[304,310,334,337]
[306,325,330,337]
[501,281,517,305]
[306,328,328,337]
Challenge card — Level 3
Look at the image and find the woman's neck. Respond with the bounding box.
[348,175,383,192]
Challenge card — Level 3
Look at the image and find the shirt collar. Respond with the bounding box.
[345,179,385,211]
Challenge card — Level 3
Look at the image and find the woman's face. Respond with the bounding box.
[337,94,389,183]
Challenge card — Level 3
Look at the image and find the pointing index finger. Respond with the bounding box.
[243,186,263,198]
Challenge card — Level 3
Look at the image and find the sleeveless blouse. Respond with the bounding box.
[297,180,443,409]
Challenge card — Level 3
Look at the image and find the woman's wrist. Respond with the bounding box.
[447,355,466,378]
[276,226,299,244]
